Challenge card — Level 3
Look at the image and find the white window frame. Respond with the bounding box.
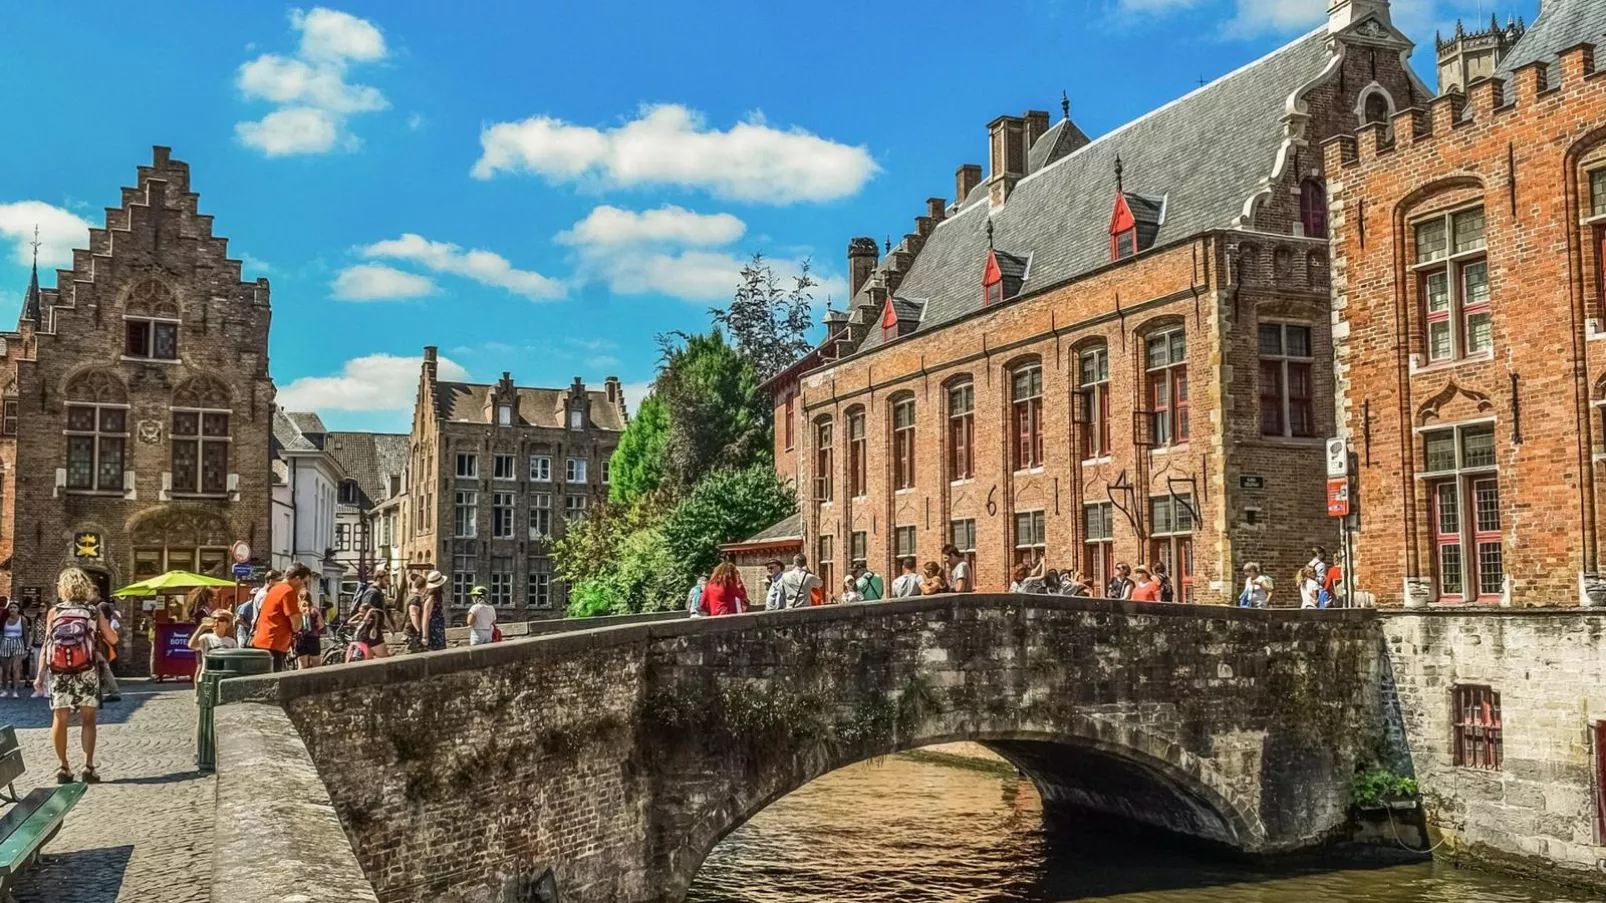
[454,490,478,539]
[456,453,478,479]
[493,454,517,481]
[492,492,516,538]
[529,493,552,539]
[530,455,551,482]
[171,406,230,497]
[566,457,587,483]
[1259,322,1316,439]
[565,494,588,522]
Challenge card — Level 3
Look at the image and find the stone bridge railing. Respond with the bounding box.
[216,594,1387,903]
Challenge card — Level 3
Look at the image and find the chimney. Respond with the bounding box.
[927,197,947,224]
[1328,0,1393,34]
[847,237,879,297]
[605,375,620,404]
[422,345,438,380]
[987,115,1027,207]
[956,164,983,205]
[1024,110,1052,148]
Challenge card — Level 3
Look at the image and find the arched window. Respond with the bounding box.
[1144,327,1188,447]
[1300,179,1328,239]
[1076,344,1111,459]
[947,380,974,481]
[173,403,231,497]
[63,370,129,493]
[123,280,181,361]
[814,417,834,502]
[1010,361,1044,470]
[1364,92,1391,126]
[890,395,916,490]
[1415,205,1490,363]
[847,407,868,497]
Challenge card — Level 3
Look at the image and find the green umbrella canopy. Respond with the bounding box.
[113,569,237,598]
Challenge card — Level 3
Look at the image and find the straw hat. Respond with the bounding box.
[423,570,448,592]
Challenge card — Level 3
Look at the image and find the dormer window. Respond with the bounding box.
[569,409,583,431]
[497,404,512,426]
[985,280,1004,306]
[1113,229,1137,261]
[981,248,1025,306]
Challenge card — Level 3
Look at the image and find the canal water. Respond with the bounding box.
[688,747,1598,903]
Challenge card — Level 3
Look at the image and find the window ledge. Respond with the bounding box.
[1148,443,1190,456]
[119,355,181,365]
[170,492,229,500]
[1081,455,1113,466]
[1257,436,1326,448]
[1411,352,1495,376]
[895,488,915,496]
[949,478,975,487]
[63,490,125,497]
[1013,467,1046,476]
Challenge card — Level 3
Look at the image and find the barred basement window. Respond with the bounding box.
[1416,206,1490,363]
[1452,684,1502,770]
[1421,423,1502,602]
[1013,509,1046,566]
[1083,502,1114,590]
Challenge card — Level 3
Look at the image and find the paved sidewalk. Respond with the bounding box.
[0,680,213,903]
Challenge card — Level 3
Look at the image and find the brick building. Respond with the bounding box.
[0,147,273,633]
[1328,0,1606,606]
[399,348,627,617]
[325,429,409,601]
[766,1,1424,602]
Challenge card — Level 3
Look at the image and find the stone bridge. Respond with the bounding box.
[217,595,1388,903]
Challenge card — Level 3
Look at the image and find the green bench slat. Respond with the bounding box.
[0,784,85,876]
[0,750,23,792]
[0,728,17,759]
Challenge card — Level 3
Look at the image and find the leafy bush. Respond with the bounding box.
[1350,768,1419,808]
[661,465,797,582]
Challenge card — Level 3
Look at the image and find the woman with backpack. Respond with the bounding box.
[33,568,116,784]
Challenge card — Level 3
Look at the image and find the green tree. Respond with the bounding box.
[712,253,818,384]
[661,464,798,581]
[655,329,771,493]
[608,392,669,507]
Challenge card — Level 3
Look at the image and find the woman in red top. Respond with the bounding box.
[700,563,749,617]
[1128,565,1163,602]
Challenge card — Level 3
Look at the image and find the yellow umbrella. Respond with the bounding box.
[112,569,237,598]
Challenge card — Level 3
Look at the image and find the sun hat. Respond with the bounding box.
[424,570,448,592]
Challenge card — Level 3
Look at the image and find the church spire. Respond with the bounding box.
[21,225,41,325]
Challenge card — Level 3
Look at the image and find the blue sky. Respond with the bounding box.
[0,0,1538,431]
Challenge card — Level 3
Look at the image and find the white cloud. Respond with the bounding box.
[331,263,438,301]
[1222,0,1322,37]
[557,205,745,248]
[585,354,622,370]
[472,104,878,204]
[278,352,467,412]
[235,7,389,156]
[292,7,387,62]
[406,112,426,131]
[616,381,652,415]
[236,107,345,156]
[238,252,271,274]
[361,233,563,300]
[0,201,91,267]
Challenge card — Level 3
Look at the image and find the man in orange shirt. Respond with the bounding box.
[250,563,310,671]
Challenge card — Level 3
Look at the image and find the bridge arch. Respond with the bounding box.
[664,721,1261,900]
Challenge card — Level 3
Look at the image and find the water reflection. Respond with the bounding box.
[689,746,1596,903]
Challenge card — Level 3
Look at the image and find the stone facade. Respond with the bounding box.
[398,349,627,617]
[770,13,1421,603]
[223,596,1386,903]
[0,147,272,662]
[1383,610,1606,891]
[1325,40,1606,607]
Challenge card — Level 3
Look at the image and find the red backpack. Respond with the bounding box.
[48,605,98,675]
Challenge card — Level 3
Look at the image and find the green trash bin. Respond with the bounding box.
[196,648,274,772]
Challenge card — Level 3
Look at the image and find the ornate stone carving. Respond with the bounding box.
[1403,576,1433,608]
[172,374,232,409]
[1416,380,1494,425]
[126,505,231,549]
[137,420,163,445]
[64,368,129,404]
[123,279,181,319]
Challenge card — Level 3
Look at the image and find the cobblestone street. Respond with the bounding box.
[2,681,212,903]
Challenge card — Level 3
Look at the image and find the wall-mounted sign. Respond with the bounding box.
[17,587,41,609]
[1326,438,1349,478]
[1327,477,1351,517]
[73,532,102,559]
[1239,475,1266,490]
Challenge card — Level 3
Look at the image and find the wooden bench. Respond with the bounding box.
[0,725,84,902]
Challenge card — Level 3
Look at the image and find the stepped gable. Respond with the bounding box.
[1497,0,1606,82]
[851,27,1331,355]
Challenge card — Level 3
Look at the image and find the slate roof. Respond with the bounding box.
[1025,118,1090,176]
[1496,0,1606,82]
[726,513,804,547]
[326,432,410,508]
[434,382,628,432]
[852,26,1331,355]
[271,408,319,455]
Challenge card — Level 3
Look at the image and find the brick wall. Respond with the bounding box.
[1327,44,1606,606]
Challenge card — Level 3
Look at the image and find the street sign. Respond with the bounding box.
[1325,438,1349,477]
[1326,477,1351,517]
[231,563,253,579]
[230,541,252,564]
[1239,475,1265,490]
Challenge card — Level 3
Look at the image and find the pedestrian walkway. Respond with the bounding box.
[0,680,213,903]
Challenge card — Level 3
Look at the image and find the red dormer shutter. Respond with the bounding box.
[881,297,898,342]
[982,251,1004,305]
[1110,193,1137,261]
